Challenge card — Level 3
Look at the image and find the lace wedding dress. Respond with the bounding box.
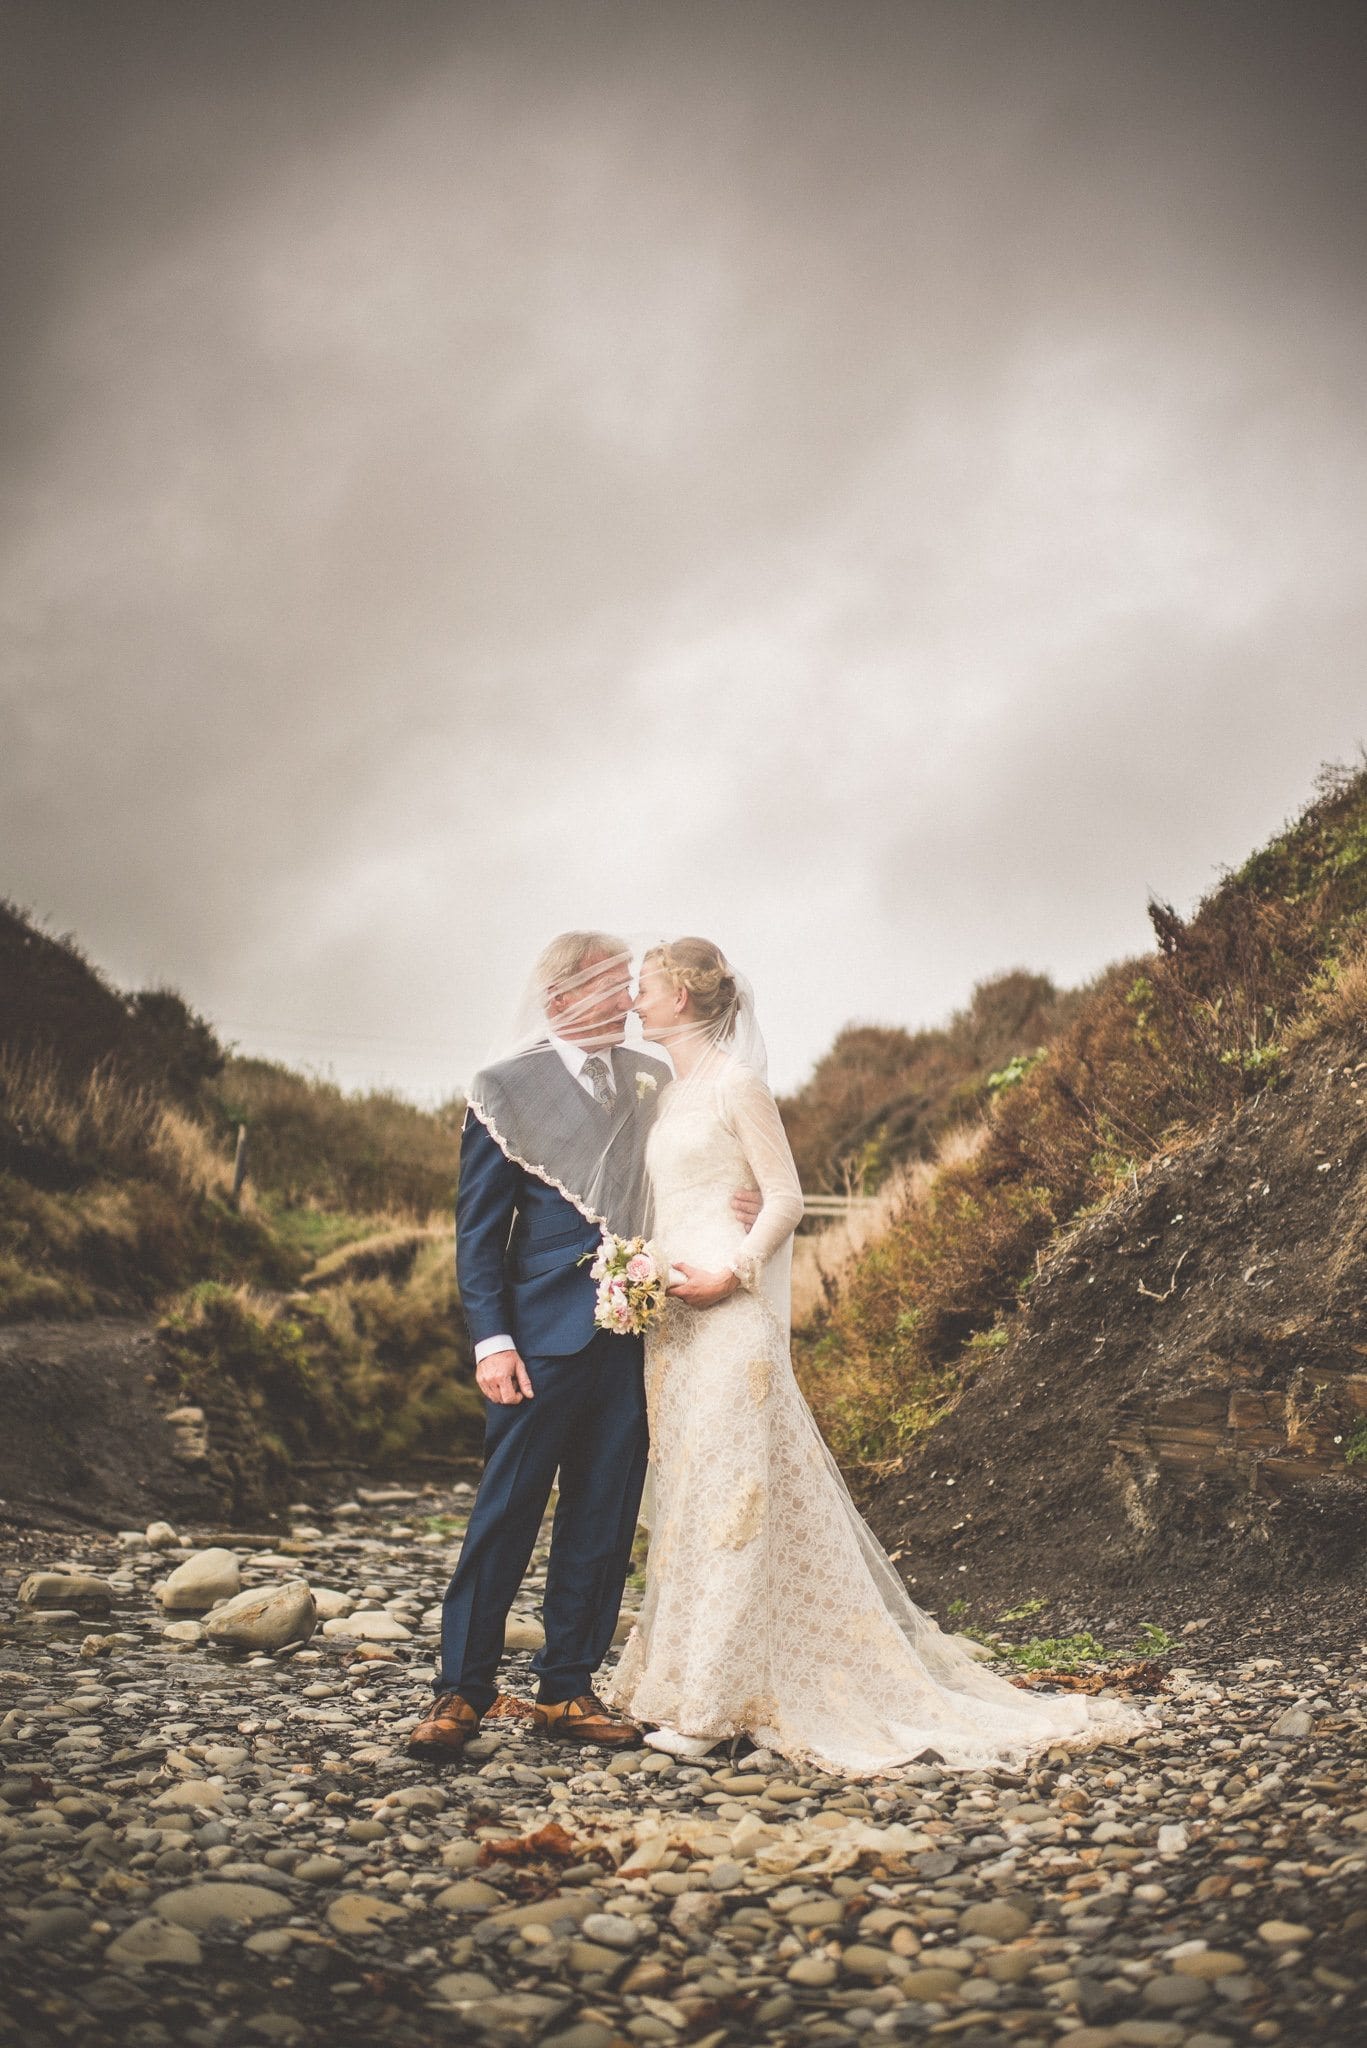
[601,1056,1153,1777]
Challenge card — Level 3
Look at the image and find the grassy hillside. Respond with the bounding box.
[855,1019,1367,1622]
[8,753,1365,1508]
[213,1057,464,1216]
[0,904,479,1474]
[797,758,1367,1467]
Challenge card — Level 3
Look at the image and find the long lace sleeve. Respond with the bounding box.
[722,1066,805,1289]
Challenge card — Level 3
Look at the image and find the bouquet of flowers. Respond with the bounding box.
[583,1233,669,1335]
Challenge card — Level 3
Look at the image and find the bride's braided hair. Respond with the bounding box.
[651,937,741,1040]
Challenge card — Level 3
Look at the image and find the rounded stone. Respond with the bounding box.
[320,1610,412,1641]
[786,1955,839,1988]
[668,1891,722,1937]
[311,1587,354,1620]
[960,1901,1030,1941]
[433,1971,499,2001]
[159,1550,241,1613]
[984,1950,1035,1983]
[161,1621,205,1645]
[901,1967,964,2000]
[153,1883,291,1931]
[567,1938,627,1976]
[580,1912,641,1950]
[786,1898,846,1927]
[439,1841,483,1873]
[839,1943,894,1979]
[106,1917,203,1969]
[326,1894,408,1934]
[1173,1949,1247,1979]
[204,1580,317,1652]
[1142,1974,1211,2010]
[543,2027,615,2048]
[153,1781,225,1812]
[25,1906,92,1946]
[1257,1920,1312,1949]
[243,1929,294,1957]
[504,1616,546,1650]
[435,1879,503,1912]
[19,1572,114,1613]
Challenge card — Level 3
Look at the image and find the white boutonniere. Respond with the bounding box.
[635,1072,658,1102]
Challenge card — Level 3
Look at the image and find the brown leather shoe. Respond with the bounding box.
[530,1691,643,1747]
[407,1689,483,1762]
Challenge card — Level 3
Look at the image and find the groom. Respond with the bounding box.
[410,932,692,1759]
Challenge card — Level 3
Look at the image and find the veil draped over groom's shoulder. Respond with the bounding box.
[462,930,788,1329]
[463,931,670,1239]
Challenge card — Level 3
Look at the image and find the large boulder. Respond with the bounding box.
[18,1573,113,1614]
[204,1580,317,1652]
[158,1549,241,1612]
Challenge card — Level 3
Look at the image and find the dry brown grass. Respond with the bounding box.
[0,1051,286,1320]
[300,1221,445,1290]
[160,1236,481,1467]
[214,1058,461,1216]
[799,759,1367,1468]
[0,1049,232,1199]
[791,1123,990,1328]
[1284,925,1367,1043]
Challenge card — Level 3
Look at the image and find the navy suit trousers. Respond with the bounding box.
[435,1328,649,1710]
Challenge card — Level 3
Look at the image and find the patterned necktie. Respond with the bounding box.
[581,1055,614,1109]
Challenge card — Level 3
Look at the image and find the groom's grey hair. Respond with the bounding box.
[534,929,630,1001]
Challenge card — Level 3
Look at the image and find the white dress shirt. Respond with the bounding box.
[471,1035,617,1364]
[548,1030,618,1100]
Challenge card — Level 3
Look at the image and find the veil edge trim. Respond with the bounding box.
[464,1097,612,1234]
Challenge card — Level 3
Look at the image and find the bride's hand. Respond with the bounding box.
[667,1262,739,1310]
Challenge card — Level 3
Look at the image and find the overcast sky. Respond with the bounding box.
[4,1,1365,1098]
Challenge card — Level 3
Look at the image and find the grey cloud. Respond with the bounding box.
[3,1,1365,1097]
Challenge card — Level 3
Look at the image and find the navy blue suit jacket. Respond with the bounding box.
[456,1044,670,1360]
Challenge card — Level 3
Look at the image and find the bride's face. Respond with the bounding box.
[634,960,686,1042]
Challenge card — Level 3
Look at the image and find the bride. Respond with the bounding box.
[600,937,1153,1776]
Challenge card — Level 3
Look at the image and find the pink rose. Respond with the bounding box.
[626,1253,656,1283]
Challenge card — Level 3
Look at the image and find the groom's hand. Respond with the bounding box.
[476,1348,534,1404]
[731,1187,762,1229]
[668,1262,740,1309]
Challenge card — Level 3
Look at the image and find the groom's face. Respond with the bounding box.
[549,951,633,1050]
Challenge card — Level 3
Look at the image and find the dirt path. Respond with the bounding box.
[0,1318,228,1533]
